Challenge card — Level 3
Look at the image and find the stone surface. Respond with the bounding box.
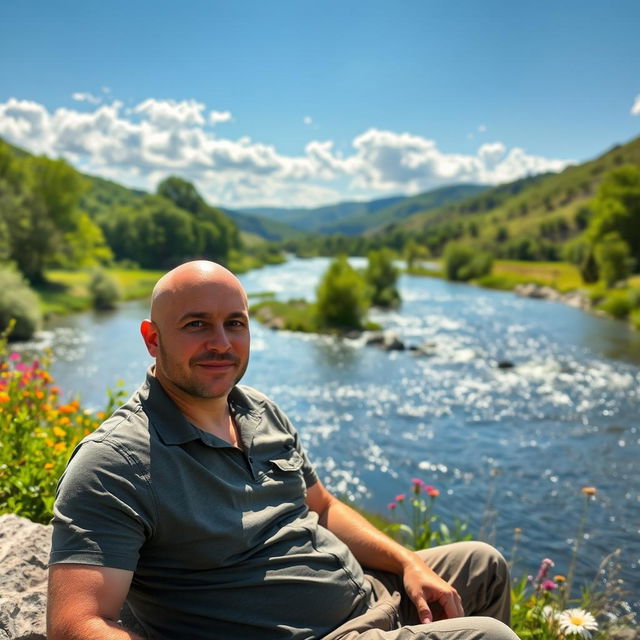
[0,514,49,640]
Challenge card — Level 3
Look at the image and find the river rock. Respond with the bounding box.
[514,283,591,310]
[0,514,49,639]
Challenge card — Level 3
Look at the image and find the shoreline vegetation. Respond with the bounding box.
[23,256,640,335]
[0,340,635,639]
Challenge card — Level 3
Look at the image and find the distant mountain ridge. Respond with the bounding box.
[233,185,486,236]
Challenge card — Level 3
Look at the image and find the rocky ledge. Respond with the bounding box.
[513,283,591,310]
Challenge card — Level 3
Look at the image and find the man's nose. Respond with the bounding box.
[204,325,231,351]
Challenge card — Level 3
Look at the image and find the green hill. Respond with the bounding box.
[369,135,640,260]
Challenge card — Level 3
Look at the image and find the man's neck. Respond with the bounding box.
[153,371,239,446]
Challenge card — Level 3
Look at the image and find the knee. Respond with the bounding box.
[458,541,510,580]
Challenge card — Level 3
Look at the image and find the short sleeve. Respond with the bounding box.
[49,439,156,571]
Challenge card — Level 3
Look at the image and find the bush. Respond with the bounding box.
[315,256,370,330]
[0,342,125,523]
[0,265,42,340]
[594,232,633,288]
[597,292,632,319]
[89,268,121,310]
[443,243,493,282]
[365,249,401,308]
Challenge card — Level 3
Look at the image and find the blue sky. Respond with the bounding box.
[1,0,639,208]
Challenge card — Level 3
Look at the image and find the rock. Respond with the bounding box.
[381,331,405,351]
[0,514,49,639]
[365,331,385,346]
[497,360,515,369]
[0,514,144,639]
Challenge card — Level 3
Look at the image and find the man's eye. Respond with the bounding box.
[227,320,246,328]
[185,320,205,328]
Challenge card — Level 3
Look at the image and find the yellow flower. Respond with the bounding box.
[44,463,55,470]
[554,574,566,583]
[581,487,597,496]
[0,392,9,403]
[53,426,66,438]
[53,442,67,453]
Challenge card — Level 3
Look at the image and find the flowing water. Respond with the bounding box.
[18,257,640,612]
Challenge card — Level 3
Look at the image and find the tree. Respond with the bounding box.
[586,165,640,265]
[365,249,400,308]
[443,243,493,282]
[315,256,370,330]
[594,232,633,287]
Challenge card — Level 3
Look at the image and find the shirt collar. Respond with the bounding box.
[140,367,264,447]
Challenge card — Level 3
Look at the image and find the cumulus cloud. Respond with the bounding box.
[209,110,232,125]
[631,95,640,115]
[72,92,101,104]
[0,96,573,207]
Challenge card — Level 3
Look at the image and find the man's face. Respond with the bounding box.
[147,279,250,401]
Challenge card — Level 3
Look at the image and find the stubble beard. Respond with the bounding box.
[157,342,249,400]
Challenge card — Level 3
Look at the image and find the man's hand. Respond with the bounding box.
[306,480,465,625]
[401,557,464,624]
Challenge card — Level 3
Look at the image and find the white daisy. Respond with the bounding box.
[557,608,599,639]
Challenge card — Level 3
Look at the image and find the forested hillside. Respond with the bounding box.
[0,139,244,280]
[370,136,640,261]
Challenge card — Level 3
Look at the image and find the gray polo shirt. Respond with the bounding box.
[50,371,372,639]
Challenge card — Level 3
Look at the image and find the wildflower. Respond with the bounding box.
[581,487,597,497]
[514,527,522,534]
[534,558,555,588]
[53,426,66,438]
[387,502,397,510]
[16,362,28,372]
[395,494,405,502]
[44,463,55,470]
[554,574,566,583]
[542,580,557,591]
[412,478,424,493]
[542,605,559,622]
[557,608,598,639]
[8,352,20,361]
[0,392,9,403]
[426,487,440,498]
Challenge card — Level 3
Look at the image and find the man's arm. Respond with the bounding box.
[47,564,144,640]
[306,480,464,624]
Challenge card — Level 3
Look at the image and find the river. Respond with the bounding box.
[18,257,640,613]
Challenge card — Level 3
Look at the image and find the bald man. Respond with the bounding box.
[48,261,518,640]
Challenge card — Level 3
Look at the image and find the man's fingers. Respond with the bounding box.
[413,595,433,624]
[439,589,464,619]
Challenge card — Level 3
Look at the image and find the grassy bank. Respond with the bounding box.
[36,268,164,317]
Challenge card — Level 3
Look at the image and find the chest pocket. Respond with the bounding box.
[270,449,304,472]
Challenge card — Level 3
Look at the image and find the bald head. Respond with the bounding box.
[150,261,248,325]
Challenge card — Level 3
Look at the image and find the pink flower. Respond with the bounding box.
[412,478,425,487]
[387,502,397,510]
[535,558,556,586]
[395,494,405,502]
[9,353,20,361]
[426,487,440,498]
[542,580,557,591]
[16,363,28,372]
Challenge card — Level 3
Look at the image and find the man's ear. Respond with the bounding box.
[140,319,159,357]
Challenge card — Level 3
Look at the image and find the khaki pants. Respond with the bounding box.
[323,541,520,640]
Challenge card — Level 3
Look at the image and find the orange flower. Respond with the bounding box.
[35,390,45,399]
[53,442,67,453]
[0,392,9,403]
[50,386,60,395]
[44,463,55,470]
[581,487,597,496]
[57,416,71,427]
[53,426,66,438]
[59,404,76,414]
[554,575,566,583]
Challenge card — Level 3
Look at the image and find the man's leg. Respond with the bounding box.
[412,541,512,625]
[325,542,518,640]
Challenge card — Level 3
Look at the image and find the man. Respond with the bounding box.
[48,260,519,640]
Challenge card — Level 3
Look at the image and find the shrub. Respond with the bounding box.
[365,249,401,308]
[594,232,633,288]
[443,243,493,282]
[89,268,121,310]
[0,265,42,340]
[315,256,370,330]
[0,342,125,523]
[597,292,632,319]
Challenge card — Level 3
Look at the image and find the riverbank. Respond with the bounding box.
[409,259,640,330]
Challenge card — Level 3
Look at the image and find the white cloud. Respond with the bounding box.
[133,98,206,128]
[0,96,574,208]
[209,110,232,126]
[303,116,313,125]
[72,92,101,105]
[631,95,640,115]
